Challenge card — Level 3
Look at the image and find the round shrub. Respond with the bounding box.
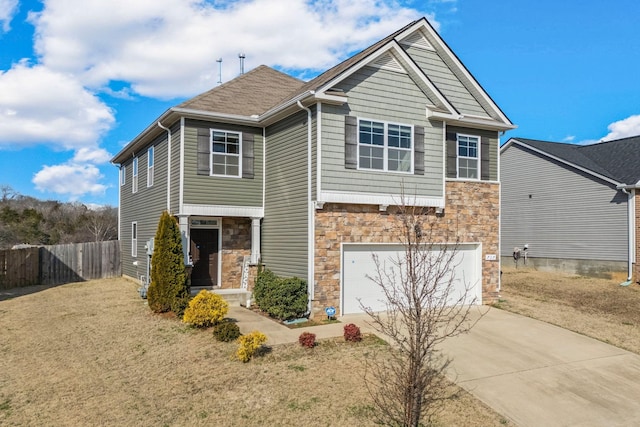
[253,268,308,321]
[344,323,362,342]
[213,321,241,342]
[298,331,316,348]
[236,331,267,362]
[183,290,229,328]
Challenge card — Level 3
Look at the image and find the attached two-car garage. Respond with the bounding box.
[341,243,482,315]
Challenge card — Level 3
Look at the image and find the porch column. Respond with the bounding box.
[250,217,261,265]
[177,214,190,266]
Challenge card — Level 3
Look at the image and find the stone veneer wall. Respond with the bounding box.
[313,181,500,317]
[220,218,256,289]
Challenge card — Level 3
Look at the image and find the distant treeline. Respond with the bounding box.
[0,186,118,250]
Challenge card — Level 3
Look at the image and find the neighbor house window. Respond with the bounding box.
[132,157,138,193]
[131,222,137,257]
[457,134,479,179]
[147,146,154,187]
[120,165,126,186]
[211,130,241,177]
[358,119,412,173]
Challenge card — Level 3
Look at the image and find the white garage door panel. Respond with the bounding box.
[342,244,481,315]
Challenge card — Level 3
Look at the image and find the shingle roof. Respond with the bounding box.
[512,136,640,185]
[178,65,305,116]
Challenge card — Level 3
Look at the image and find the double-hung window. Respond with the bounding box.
[358,119,412,173]
[132,157,138,193]
[131,222,137,257]
[457,134,479,179]
[211,130,241,177]
[147,146,154,187]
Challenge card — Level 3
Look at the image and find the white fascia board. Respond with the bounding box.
[319,190,444,208]
[432,111,517,131]
[510,139,622,187]
[259,90,316,123]
[182,204,264,218]
[397,19,513,128]
[314,41,457,116]
[171,107,260,125]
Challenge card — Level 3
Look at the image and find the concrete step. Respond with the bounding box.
[213,288,252,307]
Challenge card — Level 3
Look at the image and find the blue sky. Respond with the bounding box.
[1,0,640,207]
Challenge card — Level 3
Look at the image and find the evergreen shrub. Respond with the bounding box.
[213,321,241,342]
[236,331,267,362]
[183,290,229,328]
[343,323,362,342]
[298,331,316,348]
[253,268,307,321]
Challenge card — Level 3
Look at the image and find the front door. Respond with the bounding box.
[190,228,219,287]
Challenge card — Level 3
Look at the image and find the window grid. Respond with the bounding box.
[358,119,412,173]
[457,134,479,179]
[211,130,241,177]
[132,157,138,193]
[147,146,154,187]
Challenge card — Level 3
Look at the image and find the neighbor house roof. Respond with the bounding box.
[504,136,640,186]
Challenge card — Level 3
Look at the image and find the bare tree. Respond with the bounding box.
[85,206,118,242]
[362,198,483,427]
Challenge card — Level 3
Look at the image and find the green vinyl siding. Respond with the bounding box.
[401,41,491,118]
[446,125,499,181]
[119,132,170,280]
[170,122,181,213]
[262,111,309,280]
[182,119,263,207]
[321,66,444,198]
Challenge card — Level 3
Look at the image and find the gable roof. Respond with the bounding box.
[178,65,305,117]
[503,136,640,187]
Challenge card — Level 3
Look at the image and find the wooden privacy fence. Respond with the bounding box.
[0,240,121,290]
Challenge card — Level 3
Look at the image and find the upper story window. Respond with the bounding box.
[358,119,413,173]
[457,134,479,179]
[132,157,139,193]
[147,146,154,187]
[120,165,126,186]
[211,130,241,177]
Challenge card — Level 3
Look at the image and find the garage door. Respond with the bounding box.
[342,243,481,315]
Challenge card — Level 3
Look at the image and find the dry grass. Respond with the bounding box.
[498,267,640,354]
[0,278,507,426]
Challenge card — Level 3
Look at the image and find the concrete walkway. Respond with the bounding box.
[229,306,640,427]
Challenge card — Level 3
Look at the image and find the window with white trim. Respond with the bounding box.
[131,222,137,257]
[358,119,413,173]
[132,157,138,193]
[147,146,154,187]
[120,165,126,186]
[457,134,479,179]
[211,130,241,177]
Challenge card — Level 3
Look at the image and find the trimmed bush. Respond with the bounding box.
[344,323,362,342]
[253,268,307,321]
[183,290,229,328]
[236,331,267,362]
[298,331,316,348]
[213,321,241,342]
[147,211,190,313]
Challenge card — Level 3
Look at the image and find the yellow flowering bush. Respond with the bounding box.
[236,331,267,362]
[182,290,228,327]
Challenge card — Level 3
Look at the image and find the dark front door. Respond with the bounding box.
[190,228,219,287]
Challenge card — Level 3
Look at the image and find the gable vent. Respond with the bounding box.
[370,53,405,73]
[402,31,433,50]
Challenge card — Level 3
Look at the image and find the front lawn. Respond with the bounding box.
[0,278,507,426]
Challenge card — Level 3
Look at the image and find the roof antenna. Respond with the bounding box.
[239,53,245,75]
[216,58,222,85]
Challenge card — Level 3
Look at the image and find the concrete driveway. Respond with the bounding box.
[439,308,640,427]
[231,306,640,426]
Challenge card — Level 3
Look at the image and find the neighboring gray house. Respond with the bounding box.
[501,136,640,281]
[112,18,514,317]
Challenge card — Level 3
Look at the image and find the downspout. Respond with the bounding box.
[297,100,315,316]
[620,187,635,285]
[157,121,171,211]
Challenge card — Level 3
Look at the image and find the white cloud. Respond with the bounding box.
[73,147,112,164]
[33,163,107,199]
[562,135,575,143]
[29,0,433,98]
[602,114,640,141]
[0,0,18,32]
[0,62,115,149]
